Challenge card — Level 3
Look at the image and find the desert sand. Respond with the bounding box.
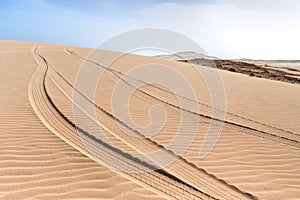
[0,40,299,199]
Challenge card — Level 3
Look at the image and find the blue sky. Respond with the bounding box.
[0,0,299,59]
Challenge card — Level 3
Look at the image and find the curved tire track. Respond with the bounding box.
[37,48,257,199]
[29,47,225,200]
[65,49,300,149]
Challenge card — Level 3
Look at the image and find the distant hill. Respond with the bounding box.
[156,51,300,85]
[155,51,219,60]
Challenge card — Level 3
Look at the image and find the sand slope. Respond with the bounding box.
[0,41,164,199]
[0,40,300,199]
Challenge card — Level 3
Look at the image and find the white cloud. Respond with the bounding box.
[128,0,300,59]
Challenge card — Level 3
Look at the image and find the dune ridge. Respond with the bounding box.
[1,40,300,199]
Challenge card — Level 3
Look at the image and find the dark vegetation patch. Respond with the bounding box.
[179,58,300,85]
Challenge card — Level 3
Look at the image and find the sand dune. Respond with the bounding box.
[0,41,164,199]
[0,40,300,199]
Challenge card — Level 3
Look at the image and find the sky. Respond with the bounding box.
[0,0,299,59]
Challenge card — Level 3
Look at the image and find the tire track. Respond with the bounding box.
[30,47,221,199]
[65,49,300,148]
[38,48,257,200]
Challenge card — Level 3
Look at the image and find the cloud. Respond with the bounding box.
[0,0,299,59]
[131,0,300,59]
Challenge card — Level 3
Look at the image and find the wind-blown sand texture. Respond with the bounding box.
[0,40,299,199]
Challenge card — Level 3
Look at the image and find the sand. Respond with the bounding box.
[0,40,299,199]
[0,41,164,199]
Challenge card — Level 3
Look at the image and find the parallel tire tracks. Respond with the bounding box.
[29,47,223,199]
[36,48,258,199]
[65,49,300,149]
